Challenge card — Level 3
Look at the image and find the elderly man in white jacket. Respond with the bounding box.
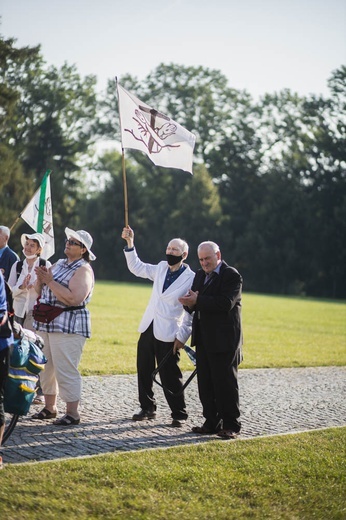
[122,225,194,427]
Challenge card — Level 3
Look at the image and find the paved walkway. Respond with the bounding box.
[2,366,345,465]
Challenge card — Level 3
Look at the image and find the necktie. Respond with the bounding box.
[204,272,214,285]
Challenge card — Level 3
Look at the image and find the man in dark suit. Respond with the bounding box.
[175,241,243,439]
[0,226,19,282]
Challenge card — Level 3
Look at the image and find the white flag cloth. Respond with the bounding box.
[21,171,55,260]
[117,83,196,174]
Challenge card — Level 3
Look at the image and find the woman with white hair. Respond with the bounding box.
[31,227,95,426]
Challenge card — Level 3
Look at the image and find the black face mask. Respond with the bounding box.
[166,254,183,266]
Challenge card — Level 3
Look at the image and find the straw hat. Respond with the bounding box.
[65,227,96,261]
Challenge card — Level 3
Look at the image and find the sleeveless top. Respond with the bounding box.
[34,258,93,338]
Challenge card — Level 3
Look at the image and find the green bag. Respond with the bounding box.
[4,369,37,415]
[9,338,30,367]
[4,337,47,415]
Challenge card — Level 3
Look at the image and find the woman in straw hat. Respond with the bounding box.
[32,227,95,426]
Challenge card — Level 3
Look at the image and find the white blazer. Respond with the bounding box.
[124,248,194,342]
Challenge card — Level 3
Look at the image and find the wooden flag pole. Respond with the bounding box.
[9,216,20,232]
[121,149,129,227]
[10,198,34,232]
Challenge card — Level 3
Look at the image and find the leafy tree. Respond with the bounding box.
[0,35,99,257]
[0,35,39,226]
[215,67,343,297]
[298,66,346,297]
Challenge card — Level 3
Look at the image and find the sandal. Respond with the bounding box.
[32,408,57,420]
[216,429,239,440]
[33,395,45,405]
[53,414,80,426]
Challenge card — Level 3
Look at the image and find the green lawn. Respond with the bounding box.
[81,281,346,375]
[1,428,345,519]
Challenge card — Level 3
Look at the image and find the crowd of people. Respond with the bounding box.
[0,222,243,467]
[0,225,96,439]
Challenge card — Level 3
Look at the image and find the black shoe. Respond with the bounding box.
[191,425,217,434]
[216,429,239,440]
[191,422,222,435]
[170,419,186,428]
[132,409,156,421]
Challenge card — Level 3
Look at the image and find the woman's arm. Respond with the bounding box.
[36,264,93,306]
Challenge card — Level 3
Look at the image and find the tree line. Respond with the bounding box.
[1,35,345,298]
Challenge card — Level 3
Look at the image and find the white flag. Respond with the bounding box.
[117,83,196,174]
[21,170,55,260]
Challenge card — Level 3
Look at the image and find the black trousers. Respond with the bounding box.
[0,347,9,428]
[136,322,187,420]
[196,339,241,432]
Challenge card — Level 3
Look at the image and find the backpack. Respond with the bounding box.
[16,258,46,281]
[4,334,47,415]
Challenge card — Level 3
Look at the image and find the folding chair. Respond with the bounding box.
[152,345,197,397]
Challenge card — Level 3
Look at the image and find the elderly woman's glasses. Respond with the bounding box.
[65,238,83,247]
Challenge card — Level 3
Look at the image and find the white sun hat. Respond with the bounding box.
[65,227,96,261]
[21,232,45,250]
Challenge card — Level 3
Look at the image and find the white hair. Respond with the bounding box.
[168,238,189,254]
[0,226,10,239]
[197,241,220,254]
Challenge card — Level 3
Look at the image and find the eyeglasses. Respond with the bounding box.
[65,238,83,247]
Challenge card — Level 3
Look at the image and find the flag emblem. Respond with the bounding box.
[117,83,196,174]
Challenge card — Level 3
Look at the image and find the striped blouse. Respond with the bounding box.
[34,258,94,338]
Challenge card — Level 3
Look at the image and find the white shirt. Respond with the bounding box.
[8,257,51,318]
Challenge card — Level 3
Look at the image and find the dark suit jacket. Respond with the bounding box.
[189,261,243,355]
[0,247,19,282]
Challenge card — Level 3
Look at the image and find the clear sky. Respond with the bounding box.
[1,0,345,99]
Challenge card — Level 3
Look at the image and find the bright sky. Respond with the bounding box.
[1,0,345,99]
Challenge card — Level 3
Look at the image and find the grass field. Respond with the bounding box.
[1,281,345,519]
[1,428,345,519]
[81,281,346,375]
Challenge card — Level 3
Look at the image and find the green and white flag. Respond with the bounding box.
[21,170,55,259]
